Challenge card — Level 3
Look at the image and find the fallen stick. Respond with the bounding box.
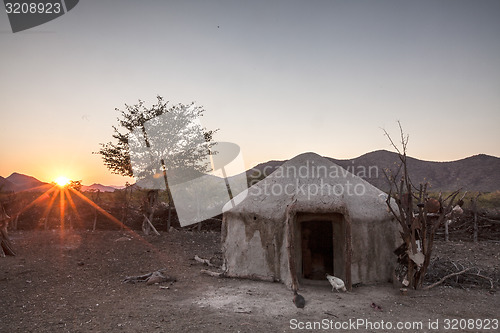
[200,269,277,282]
[123,269,175,285]
[194,255,215,267]
[228,273,277,282]
[467,273,495,290]
[200,269,224,277]
[479,217,500,224]
[422,267,472,290]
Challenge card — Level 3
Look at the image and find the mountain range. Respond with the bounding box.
[0,173,119,193]
[0,173,52,193]
[2,150,499,193]
[247,150,500,192]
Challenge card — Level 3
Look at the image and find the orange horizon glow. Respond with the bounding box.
[7,177,167,262]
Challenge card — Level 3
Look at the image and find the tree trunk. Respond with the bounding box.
[142,190,158,236]
[473,194,480,243]
[93,210,97,232]
[0,205,15,257]
[167,203,172,232]
[285,200,298,291]
[160,158,173,232]
[11,214,19,231]
[444,220,449,242]
[92,189,100,232]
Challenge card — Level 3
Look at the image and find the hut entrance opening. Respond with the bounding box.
[298,213,346,283]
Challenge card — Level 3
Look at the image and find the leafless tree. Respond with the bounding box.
[383,122,464,289]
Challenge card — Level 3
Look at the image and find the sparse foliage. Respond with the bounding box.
[96,96,218,233]
[69,180,82,192]
[96,96,217,179]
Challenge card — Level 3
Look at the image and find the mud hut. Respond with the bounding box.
[221,152,400,290]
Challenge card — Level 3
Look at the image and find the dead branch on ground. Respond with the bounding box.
[200,269,224,277]
[199,269,277,282]
[123,269,176,285]
[422,267,472,290]
[425,257,498,291]
[194,255,216,267]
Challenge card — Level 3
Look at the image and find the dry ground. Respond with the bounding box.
[1,229,499,333]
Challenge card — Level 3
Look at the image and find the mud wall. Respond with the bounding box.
[222,211,400,287]
[222,213,284,280]
[350,217,399,284]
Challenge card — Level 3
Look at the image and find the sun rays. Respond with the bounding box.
[9,180,168,257]
[6,179,175,271]
[13,182,129,232]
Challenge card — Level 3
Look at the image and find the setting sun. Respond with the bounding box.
[54,176,70,187]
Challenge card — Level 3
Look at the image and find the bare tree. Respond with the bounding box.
[383,122,464,289]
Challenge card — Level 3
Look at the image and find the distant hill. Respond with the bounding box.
[0,176,16,192]
[81,183,117,192]
[331,151,500,192]
[247,150,500,192]
[0,173,119,193]
[2,173,51,192]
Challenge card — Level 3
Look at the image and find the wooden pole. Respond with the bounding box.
[285,199,298,291]
[143,214,160,236]
[142,190,159,236]
[160,158,174,232]
[445,219,449,242]
[91,189,100,232]
[473,193,481,243]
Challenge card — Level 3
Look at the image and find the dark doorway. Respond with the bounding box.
[301,220,334,280]
[296,212,350,289]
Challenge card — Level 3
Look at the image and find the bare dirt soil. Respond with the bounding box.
[1,229,499,333]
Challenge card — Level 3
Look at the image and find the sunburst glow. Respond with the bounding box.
[9,178,160,261]
[54,176,70,187]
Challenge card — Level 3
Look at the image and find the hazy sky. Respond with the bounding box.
[1,0,499,186]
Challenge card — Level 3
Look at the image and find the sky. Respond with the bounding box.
[1,0,499,186]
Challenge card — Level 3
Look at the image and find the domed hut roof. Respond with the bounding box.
[222,152,400,290]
